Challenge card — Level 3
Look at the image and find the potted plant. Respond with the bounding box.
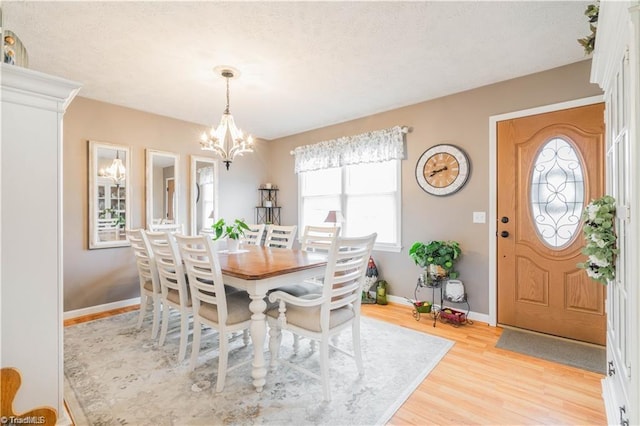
[212,218,250,252]
[409,240,462,280]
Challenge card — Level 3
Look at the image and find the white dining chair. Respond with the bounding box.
[267,232,377,401]
[241,223,266,246]
[145,230,192,362]
[174,234,253,392]
[126,229,162,339]
[264,225,297,249]
[270,225,339,298]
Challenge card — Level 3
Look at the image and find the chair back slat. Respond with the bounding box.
[145,231,189,306]
[175,234,230,322]
[321,233,377,323]
[264,225,298,249]
[300,225,340,254]
[241,223,266,246]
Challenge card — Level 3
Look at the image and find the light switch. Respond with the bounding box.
[473,211,486,223]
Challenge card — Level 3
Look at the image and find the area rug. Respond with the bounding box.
[64,311,453,425]
[496,328,605,374]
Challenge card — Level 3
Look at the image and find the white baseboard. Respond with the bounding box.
[64,297,140,320]
[387,294,491,325]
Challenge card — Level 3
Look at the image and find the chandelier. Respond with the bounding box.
[200,67,254,170]
[105,150,126,184]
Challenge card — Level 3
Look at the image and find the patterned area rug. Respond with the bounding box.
[64,311,452,425]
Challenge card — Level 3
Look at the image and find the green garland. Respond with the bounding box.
[577,195,617,284]
[577,2,599,55]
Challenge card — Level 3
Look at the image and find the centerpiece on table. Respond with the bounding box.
[211,218,250,252]
[409,240,462,282]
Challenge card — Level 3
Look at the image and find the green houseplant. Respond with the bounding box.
[409,240,462,280]
[212,218,250,252]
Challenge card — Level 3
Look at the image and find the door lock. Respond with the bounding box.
[500,231,509,238]
[501,216,509,223]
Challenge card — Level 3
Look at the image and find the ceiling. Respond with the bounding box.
[2,1,592,140]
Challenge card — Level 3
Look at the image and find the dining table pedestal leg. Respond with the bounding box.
[248,292,268,392]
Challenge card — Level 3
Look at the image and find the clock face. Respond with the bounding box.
[416,144,470,196]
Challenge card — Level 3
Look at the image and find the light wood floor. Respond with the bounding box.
[64,303,606,425]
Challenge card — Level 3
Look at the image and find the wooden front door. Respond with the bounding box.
[497,103,606,345]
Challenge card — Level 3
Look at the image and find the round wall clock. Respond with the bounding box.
[415,144,470,196]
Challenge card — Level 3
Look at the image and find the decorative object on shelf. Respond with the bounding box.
[577,2,599,55]
[200,66,254,170]
[362,256,378,304]
[324,210,345,228]
[409,240,462,280]
[407,299,432,321]
[444,279,466,302]
[105,150,126,184]
[439,307,467,326]
[577,195,617,284]
[211,218,250,252]
[3,30,28,67]
[415,144,470,196]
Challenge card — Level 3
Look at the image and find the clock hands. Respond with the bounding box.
[429,166,448,177]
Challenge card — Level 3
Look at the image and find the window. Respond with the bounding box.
[299,160,401,252]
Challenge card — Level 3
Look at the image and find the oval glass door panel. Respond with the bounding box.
[530,137,585,248]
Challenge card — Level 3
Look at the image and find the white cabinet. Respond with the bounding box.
[96,179,127,242]
[0,64,80,423]
[591,1,640,425]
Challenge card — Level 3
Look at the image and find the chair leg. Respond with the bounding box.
[353,320,364,376]
[159,302,170,346]
[268,324,282,367]
[151,296,161,339]
[137,293,148,329]
[242,329,249,346]
[309,339,317,354]
[216,331,229,392]
[177,312,189,362]
[189,319,202,371]
[320,338,331,401]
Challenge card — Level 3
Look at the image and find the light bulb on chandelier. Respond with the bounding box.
[200,66,254,170]
[105,150,126,184]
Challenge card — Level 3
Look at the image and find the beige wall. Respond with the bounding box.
[63,60,601,314]
[63,97,268,311]
[267,60,602,315]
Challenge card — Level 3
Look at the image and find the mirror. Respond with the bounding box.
[89,140,131,249]
[190,155,219,235]
[146,149,180,229]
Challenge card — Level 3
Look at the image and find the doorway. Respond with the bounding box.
[490,98,605,345]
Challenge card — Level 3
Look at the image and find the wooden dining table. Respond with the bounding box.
[218,244,327,392]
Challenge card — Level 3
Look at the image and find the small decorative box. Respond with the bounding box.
[439,307,466,324]
[412,300,432,313]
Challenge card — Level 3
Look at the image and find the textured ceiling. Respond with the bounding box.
[2,1,592,140]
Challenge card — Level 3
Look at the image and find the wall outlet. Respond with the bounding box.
[473,211,486,223]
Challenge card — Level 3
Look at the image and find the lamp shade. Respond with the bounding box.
[324,210,345,224]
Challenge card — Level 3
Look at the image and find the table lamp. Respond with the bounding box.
[324,210,345,227]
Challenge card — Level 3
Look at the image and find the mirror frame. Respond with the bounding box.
[146,149,180,229]
[88,140,131,249]
[190,155,219,235]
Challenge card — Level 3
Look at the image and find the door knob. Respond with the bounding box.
[500,231,509,238]
[501,216,509,223]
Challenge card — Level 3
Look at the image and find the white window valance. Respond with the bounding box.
[292,125,405,173]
